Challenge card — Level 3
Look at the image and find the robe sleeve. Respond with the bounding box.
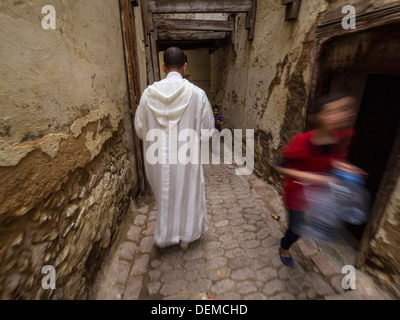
[134,92,146,140]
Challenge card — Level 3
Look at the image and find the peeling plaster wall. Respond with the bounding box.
[0,0,138,299]
[366,163,400,298]
[210,0,400,294]
[210,0,328,180]
[210,0,400,179]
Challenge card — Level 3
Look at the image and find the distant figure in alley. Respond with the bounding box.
[134,47,215,249]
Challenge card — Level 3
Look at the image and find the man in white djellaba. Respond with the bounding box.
[134,47,215,249]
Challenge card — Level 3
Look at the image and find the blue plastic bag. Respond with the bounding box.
[330,169,370,225]
[291,169,370,243]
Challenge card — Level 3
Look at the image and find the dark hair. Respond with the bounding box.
[212,105,220,110]
[164,47,185,70]
[314,91,354,114]
[311,91,355,129]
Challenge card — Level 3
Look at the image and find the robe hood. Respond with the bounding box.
[145,76,194,130]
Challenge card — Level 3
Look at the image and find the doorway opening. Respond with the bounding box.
[309,16,400,261]
[347,74,400,241]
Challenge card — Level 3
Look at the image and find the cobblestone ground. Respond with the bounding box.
[94,161,395,300]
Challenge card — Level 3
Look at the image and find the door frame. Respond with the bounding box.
[306,2,400,266]
[119,0,147,195]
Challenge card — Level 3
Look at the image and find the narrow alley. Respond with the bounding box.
[2,0,400,302]
[94,160,394,300]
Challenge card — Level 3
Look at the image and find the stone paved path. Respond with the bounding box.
[94,161,395,300]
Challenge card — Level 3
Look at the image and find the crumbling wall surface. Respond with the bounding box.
[366,174,400,298]
[0,0,138,299]
[210,0,329,181]
[210,0,399,178]
[210,0,400,294]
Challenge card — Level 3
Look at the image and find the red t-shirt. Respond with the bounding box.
[280,129,354,211]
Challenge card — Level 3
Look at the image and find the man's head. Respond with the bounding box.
[162,47,187,76]
[213,105,220,116]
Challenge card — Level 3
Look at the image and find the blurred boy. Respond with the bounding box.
[213,105,225,132]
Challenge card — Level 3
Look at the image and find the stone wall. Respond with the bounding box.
[210,0,329,181]
[210,0,400,179]
[366,176,400,297]
[209,0,400,295]
[0,0,139,299]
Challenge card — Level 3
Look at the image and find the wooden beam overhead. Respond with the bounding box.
[148,0,253,14]
[316,2,400,41]
[157,30,228,41]
[158,40,220,51]
[154,18,234,32]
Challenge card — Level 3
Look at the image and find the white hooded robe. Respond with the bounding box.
[134,72,215,248]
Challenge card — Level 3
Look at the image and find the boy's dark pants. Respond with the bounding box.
[280,209,301,250]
